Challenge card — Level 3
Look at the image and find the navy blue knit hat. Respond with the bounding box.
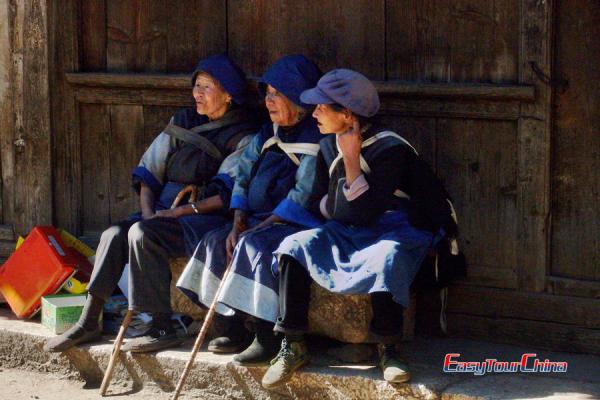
[259,55,322,108]
[192,54,248,105]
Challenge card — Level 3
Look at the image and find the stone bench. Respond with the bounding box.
[169,257,415,343]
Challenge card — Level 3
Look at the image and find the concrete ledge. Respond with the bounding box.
[2,308,600,399]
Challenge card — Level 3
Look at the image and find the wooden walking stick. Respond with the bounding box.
[170,184,199,209]
[171,261,234,400]
[100,309,134,396]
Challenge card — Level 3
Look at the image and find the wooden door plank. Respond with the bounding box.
[517,0,553,292]
[11,0,52,234]
[436,118,519,288]
[386,0,519,82]
[550,0,600,280]
[142,105,179,149]
[108,105,145,222]
[165,0,226,73]
[444,285,600,330]
[80,0,107,71]
[228,0,385,79]
[136,0,167,72]
[80,104,111,233]
[0,0,14,224]
[447,314,600,355]
[375,116,436,167]
[49,0,81,234]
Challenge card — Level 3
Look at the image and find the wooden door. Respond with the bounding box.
[548,0,600,297]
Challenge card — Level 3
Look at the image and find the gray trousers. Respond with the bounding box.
[87,217,186,314]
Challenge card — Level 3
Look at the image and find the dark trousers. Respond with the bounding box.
[86,217,186,314]
[274,255,405,343]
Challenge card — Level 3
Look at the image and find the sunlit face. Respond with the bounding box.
[312,104,353,134]
[193,73,232,120]
[264,85,302,127]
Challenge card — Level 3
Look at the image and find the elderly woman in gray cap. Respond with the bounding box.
[261,69,458,388]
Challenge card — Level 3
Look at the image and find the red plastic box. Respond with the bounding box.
[0,226,78,318]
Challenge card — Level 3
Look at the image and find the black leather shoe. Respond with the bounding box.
[121,327,183,353]
[43,323,102,352]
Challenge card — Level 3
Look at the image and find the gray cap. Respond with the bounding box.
[299,68,380,117]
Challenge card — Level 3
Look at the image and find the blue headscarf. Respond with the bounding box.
[192,54,248,105]
[259,55,322,108]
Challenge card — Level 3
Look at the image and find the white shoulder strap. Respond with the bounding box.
[328,129,418,177]
[261,124,320,166]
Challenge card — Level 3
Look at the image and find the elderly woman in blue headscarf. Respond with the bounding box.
[44,54,259,353]
[177,55,322,364]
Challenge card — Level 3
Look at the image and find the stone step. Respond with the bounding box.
[2,307,600,400]
[0,307,457,399]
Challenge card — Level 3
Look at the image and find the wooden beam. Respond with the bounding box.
[547,277,600,299]
[65,72,535,102]
[447,314,600,355]
[74,87,192,107]
[377,81,535,101]
[379,98,522,121]
[516,0,553,292]
[441,285,600,329]
[65,72,190,89]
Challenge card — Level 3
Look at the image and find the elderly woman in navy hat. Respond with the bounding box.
[261,69,457,387]
[177,55,322,365]
[45,54,259,353]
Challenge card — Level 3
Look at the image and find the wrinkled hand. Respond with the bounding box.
[337,119,362,159]
[226,210,248,260]
[151,207,184,219]
[225,228,241,261]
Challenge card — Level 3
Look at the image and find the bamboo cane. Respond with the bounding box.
[100,309,134,396]
[171,261,233,400]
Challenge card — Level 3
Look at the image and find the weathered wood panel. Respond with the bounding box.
[80,103,111,234]
[446,285,600,330]
[80,0,106,71]
[228,0,385,79]
[49,0,81,234]
[142,105,179,146]
[106,0,137,72]
[2,0,53,235]
[106,0,168,72]
[386,0,519,82]
[436,118,518,288]
[550,0,600,281]
[547,277,600,300]
[164,0,227,73]
[515,0,552,293]
[0,0,13,223]
[87,0,226,74]
[376,116,436,167]
[447,314,600,355]
[108,105,145,222]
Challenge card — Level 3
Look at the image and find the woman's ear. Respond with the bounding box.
[343,108,355,122]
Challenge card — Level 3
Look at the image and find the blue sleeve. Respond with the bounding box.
[272,154,322,228]
[132,130,173,196]
[230,133,264,211]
